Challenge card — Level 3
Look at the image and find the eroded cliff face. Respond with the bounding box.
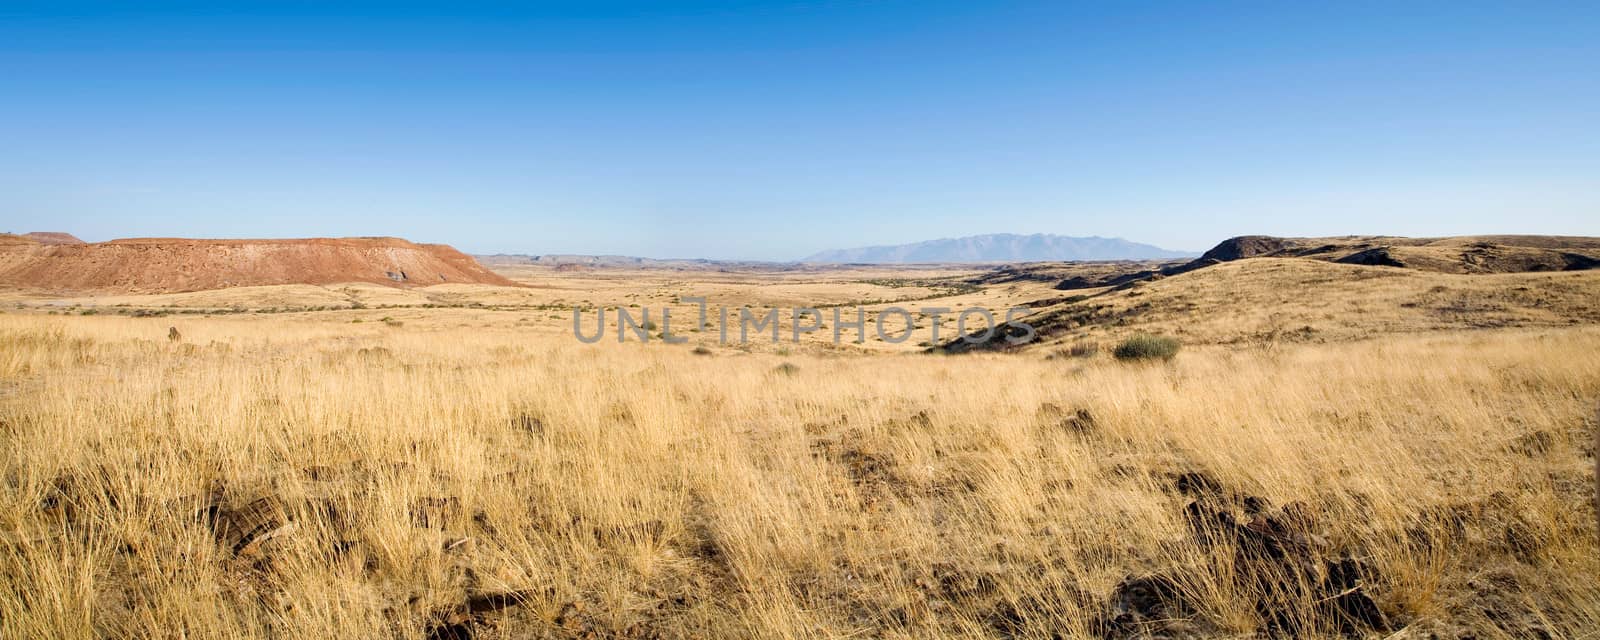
[0,235,517,293]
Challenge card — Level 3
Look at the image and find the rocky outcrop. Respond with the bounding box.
[1334,247,1407,268]
[1197,235,1303,262]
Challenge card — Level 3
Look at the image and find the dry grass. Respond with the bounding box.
[1027,259,1600,348]
[0,265,984,314]
[1,309,1597,639]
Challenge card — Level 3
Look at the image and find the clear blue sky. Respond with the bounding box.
[2,1,1597,259]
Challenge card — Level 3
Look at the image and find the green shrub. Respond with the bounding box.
[1113,334,1180,362]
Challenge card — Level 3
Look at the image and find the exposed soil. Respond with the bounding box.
[0,235,518,293]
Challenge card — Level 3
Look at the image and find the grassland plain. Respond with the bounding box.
[1,300,1597,638]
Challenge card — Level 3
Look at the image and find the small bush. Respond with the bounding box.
[773,362,800,376]
[1113,334,1180,362]
[1068,341,1099,358]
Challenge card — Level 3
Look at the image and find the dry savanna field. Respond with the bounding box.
[2,251,1599,639]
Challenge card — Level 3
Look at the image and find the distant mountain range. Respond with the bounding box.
[801,233,1195,263]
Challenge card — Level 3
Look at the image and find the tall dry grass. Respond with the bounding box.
[0,315,1597,638]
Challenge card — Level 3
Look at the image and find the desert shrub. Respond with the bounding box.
[1068,341,1099,358]
[773,362,800,376]
[1113,334,1180,361]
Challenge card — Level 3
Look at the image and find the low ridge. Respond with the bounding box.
[1045,234,1600,291]
[1193,234,1600,273]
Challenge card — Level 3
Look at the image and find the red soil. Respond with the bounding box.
[0,235,519,294]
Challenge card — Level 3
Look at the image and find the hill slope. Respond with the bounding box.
[1193,234,1600,274]
[1037,234,1600,291]
[0,236,517,293]
[802,233,1193,263]
[989,258,1600,351]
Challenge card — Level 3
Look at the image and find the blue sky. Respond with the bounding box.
[2,1,1597,259]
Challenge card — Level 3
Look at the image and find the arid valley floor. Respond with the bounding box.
[2,236,1598,639]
